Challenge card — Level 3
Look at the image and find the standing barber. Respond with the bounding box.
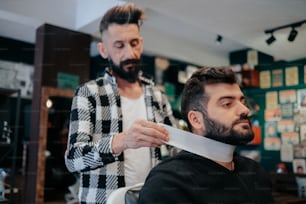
[65,3,177,204]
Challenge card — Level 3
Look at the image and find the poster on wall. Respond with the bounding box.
[272,69,283,87]
[280,144,293,162]
[293,144,306,158]
[0,60,33,98]
[304,65,306,84]
[264,121,281,150]
[277,119,295,133]
[285,66,299,86]
[280,103,294,119]
[247,50,258,66]
[279,89,297,104]
[293,159,306,174]
[259,70,271,88]
[297,89,306,109]
[264,137,281,150]
[265,121,278,137]
[264,109,281,121]
[265,91,278,109]
[300,124,306,143]
[294,109,306,127]
[281,132,299,145]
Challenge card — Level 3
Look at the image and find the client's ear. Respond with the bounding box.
[187,111,205,134]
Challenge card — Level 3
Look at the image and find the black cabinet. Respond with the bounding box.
[0,88,21,204]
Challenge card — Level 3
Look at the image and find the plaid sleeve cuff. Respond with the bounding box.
[109,135,122,159]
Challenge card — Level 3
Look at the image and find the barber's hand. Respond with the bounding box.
[111,119,169,154]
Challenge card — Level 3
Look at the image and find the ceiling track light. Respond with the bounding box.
[215,35,223,45]
[264,19,306,45]
[288,27,298,42]
[266,33,276,45]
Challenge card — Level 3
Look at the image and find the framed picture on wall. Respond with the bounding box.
[293,144,306,158]
[281,132,299,145]
[294,109,306,128]
[304,64,306,84]
[272,69,283,87]
[279,89,297,104]
[277,119,295,133]
[280,103,294,119]
[300,124,306,143]
[293,159,306,174]
[297,89,306,109]
[285,66,299,86]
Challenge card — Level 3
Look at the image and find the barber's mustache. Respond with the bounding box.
[120,59,140,67]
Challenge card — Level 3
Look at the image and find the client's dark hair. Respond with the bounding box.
[181,66,238,131]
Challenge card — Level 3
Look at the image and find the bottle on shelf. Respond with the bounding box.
[0,168,7,201]
[1,121,12,144]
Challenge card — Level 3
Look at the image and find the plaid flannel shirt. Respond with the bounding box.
[65,70,176,204]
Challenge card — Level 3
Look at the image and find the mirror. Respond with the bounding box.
[36,87,75,204]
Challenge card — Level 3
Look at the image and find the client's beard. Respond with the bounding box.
[108,58,141,83]
[202,112,254,145]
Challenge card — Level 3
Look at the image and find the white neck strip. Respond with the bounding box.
[161,124,236,162]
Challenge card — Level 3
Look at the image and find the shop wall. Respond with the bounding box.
[230,49,306,173]
[0,36,34,170]
[3,34,306,175]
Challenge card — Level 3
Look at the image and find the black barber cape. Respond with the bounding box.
[139,151,274,204]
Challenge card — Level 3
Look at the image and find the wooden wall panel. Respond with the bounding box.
[25,23,91,204]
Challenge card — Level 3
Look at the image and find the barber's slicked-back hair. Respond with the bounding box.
[99,3,145,35]
[180,66,237,130]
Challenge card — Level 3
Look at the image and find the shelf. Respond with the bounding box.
[0,143,11,147]
[0,88,20,96]
[0,87,21,204]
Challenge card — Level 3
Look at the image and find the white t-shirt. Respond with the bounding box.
[121,93,151,187]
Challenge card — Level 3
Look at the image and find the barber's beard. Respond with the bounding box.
[201,111,254,145]
[108,58,141,83]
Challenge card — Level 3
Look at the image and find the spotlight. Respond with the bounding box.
[264,19,306,46]
[46,98,53,109]
[288,27,298,42]
[215,35,222,45]
[266,33,276,45]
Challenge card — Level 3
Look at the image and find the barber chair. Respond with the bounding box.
[106,183,143,204]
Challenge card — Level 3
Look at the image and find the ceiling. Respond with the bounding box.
[1,0,306,66]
